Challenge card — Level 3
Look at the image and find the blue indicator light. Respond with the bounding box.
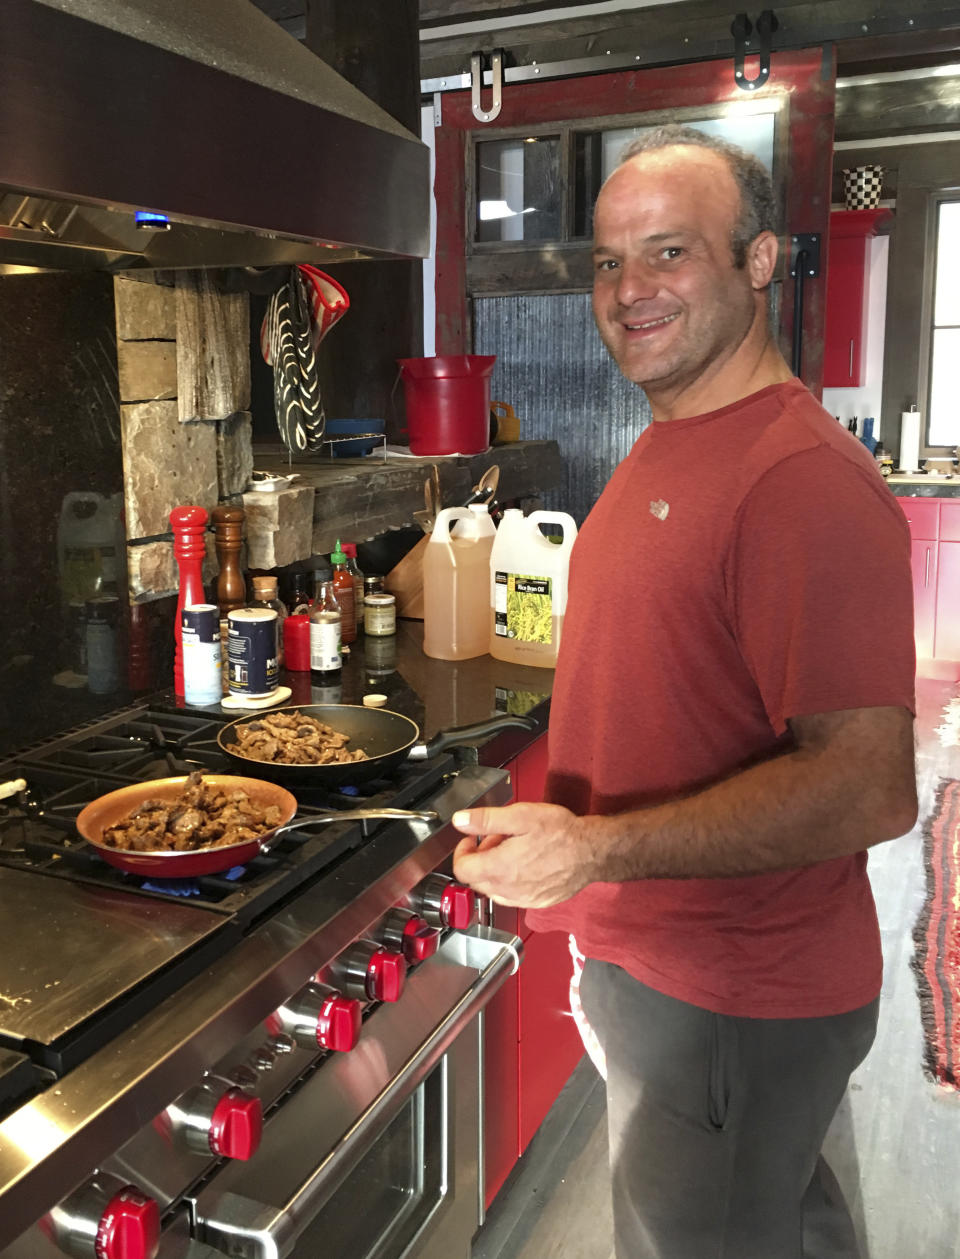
[135,210,170,230]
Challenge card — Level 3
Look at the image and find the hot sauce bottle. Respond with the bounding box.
[330,539,356,645]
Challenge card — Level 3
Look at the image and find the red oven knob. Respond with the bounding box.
[337,941,407,1002]
[272,983,363,1052]
[413,874,478,930]
[316,991,363,1051]
[166,1080,261,1160]
[47,1175,159,1259]
[366,948,407,1001]
[440,883,477,930]
[381,907,440,964]
[209,1088,263,1160]
[95,1188,159,1259]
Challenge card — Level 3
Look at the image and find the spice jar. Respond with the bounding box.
[364,592,396,636]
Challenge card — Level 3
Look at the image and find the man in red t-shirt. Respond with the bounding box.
[452,126,916,1258]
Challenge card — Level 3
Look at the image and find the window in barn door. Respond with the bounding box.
[927,198,960,448]
[473,106,779,245]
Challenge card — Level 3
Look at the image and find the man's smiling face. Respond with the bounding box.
[591,146,760,397]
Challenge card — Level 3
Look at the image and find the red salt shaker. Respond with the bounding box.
[170,505,209,697]
[283,613,311,672]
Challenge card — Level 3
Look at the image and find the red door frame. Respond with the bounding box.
[433,48,835,397]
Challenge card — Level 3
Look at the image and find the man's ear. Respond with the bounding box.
[747,230,779,290]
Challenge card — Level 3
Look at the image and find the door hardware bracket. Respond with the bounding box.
[470,49,504,123]
[731,10,779,91]
[789,232,821,278]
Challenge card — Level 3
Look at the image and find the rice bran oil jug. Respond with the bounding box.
[489,509,577,668]
[423,505,496,660]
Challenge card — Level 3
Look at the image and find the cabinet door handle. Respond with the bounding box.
[849,339,854,378]
[926,547,931,587]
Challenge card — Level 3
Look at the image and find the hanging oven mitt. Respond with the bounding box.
[262,266,350,453]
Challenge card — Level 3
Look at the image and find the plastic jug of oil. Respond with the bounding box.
[489,509,578,668]
[423,505,496,660]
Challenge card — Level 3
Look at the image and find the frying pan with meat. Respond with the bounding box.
[75,774,438,878]
[216,705,536,789]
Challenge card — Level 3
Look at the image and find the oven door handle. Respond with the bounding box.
[195,926,522,1259]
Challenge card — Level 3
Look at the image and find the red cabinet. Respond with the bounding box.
[911,538,938,660]
[897,497,960,676]
[483,732,584,1208]
[934,542,960,662]
[823,209,893,388]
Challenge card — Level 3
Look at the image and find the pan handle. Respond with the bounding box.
[263,808,440,852]
[409,714,536,760]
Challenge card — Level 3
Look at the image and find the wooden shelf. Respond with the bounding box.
[253,439,566,552]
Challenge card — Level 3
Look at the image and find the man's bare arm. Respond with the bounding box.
[452,706,917,908]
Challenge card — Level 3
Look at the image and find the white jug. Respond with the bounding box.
[489,509,578,668]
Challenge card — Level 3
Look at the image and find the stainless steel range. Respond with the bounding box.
[0,700,523,1259]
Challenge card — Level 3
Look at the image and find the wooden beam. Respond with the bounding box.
[420,0,960,83]
[836,72,960,143]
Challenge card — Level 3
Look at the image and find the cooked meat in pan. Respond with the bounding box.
[102,771,283,853]
[227,710,368,766]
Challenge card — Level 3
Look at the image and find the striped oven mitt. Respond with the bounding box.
[261,266,350,453]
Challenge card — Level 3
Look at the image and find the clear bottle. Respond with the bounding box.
[310,580,342,679]
[250,575,288,666]
[423,505,496,661]
[310,562,333,605]
[340,542,364,635]
[330,540,356,644]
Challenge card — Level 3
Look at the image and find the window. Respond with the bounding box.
[928,199,960,447]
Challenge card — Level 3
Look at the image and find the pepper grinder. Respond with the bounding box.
[170,505,209,697]
[211,506,246,614]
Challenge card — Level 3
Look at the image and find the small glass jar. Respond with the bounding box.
[364,574,385,599]
[364,592,396,636]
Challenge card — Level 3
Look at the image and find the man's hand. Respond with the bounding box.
[451,801,596,908]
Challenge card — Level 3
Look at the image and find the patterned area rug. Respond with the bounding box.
[912,778,960,1090]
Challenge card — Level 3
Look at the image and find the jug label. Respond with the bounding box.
[494,572,552,643]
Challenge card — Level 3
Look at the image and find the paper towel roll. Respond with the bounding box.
[900,410,922,473]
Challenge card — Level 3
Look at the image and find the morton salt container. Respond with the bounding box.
[227,608,278,697]
[423,505,496,660]
[489,509,578,668]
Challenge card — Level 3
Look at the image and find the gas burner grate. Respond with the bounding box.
[16,711,227,780]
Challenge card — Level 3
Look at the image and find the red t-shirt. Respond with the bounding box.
[526,379,916,1018]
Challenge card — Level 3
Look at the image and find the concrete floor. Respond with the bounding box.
[473,677,960,1259]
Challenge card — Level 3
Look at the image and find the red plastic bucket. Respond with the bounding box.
[398,355,496,456]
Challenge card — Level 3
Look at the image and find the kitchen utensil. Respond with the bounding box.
[263,269,323,453]
[248,472,301,492]
[218,706,535,788]
[75,774,437,878]
[491,401,520,444]
[323,418,384,458]
[462,464,500,507]
[0,778,25,802]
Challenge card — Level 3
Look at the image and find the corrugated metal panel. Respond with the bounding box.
[475,293,651,524]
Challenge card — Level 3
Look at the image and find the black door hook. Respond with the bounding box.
[731,9,779,91]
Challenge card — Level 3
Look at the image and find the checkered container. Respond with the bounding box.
[842,165,885,210]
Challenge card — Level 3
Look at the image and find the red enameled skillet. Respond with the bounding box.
[75,774,437,878]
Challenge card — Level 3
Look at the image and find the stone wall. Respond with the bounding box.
[117,273,316,600]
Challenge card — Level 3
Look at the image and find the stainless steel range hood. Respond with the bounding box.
[0,0,430,271]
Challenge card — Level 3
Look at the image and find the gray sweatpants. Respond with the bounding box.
[578,958,879,1259]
